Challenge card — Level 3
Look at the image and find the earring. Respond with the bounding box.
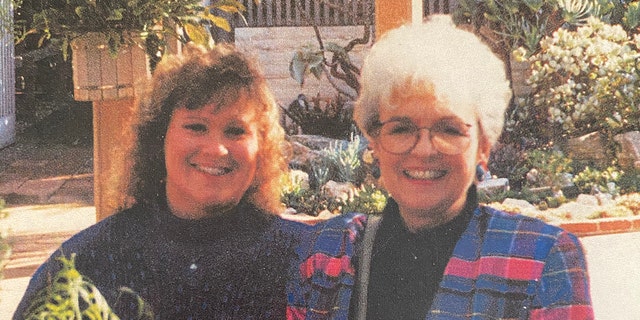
[476,164,486,182]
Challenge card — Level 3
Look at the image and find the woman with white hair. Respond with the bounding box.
[343,15,593,319]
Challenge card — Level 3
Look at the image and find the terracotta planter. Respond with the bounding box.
[71,33,149,101]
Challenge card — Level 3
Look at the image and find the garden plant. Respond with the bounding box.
[281,0,640,223]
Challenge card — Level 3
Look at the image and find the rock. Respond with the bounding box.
[286,169,310,189]
[614,131,640,169]
[502,198,537,210]
[322,180,356,201]
[561,132,607,167]
[576,194,599,206]
[478,177,509,195]
[553,201,600,220]
[286,141,325,171]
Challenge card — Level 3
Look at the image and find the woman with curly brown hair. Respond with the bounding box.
[14,44,325,319]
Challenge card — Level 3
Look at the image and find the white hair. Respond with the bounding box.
[355,15,512,147]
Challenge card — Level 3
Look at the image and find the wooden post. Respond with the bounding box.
[71,33,150,220]
[375,0,423,39]
[93,99,136,221]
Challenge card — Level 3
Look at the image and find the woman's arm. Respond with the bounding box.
[530,231,594,319]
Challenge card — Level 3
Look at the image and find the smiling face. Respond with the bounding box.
[164,93,260,219]
[371,90,490,231]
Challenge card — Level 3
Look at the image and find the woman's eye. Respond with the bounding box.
[387,123,415,135]
[225,126,247,137]
[184,123,207,133]
[435,122,468,136]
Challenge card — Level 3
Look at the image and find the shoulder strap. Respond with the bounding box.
[351,214,382,320]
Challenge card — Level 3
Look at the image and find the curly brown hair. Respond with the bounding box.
[118,44,286,214]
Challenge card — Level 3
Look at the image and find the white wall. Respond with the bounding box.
[235,26,372,107]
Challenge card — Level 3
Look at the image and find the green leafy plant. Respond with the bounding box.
[488,142,531,189]
[287,0,373,100]
[280,170,331,216]
[330,184,387,215]
[24,253,152,319]
[281,135,386,216]
[452,0,566,59]
[323,133,365,183]
[522,16,640,163]
[282,93,357,140]
[524,149,574,189]
[19,0,252,58]
[573,166,622,195]
[617,168,640,194]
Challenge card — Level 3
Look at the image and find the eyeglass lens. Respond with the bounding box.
[377,119,471,155]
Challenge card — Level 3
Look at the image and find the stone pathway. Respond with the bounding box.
[0,106,95,317]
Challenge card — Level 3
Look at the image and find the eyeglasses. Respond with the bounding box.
[372,118,472,155]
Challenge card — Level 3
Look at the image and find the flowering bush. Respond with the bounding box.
[518,17,640,139]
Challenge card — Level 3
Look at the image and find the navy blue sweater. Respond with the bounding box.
[13,200,307,319]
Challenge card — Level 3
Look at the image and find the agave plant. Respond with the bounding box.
[557,0,601,26]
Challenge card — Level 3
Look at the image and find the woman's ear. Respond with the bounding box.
[477,136,492,169]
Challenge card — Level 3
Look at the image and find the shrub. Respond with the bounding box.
[280,170,331,216]
[330,184,387,215]
[573,166,622,195]
[280,135,386,216]
[282,94,357,140]
[523,149,574,189]
[614,193,640,215]
[488,142,530,189]
[520,16,640,162]
[617,168,640,194]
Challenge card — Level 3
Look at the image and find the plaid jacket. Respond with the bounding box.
[287,206,594,319]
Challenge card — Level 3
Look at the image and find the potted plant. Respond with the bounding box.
[23,0,250,100]
[27,0,248,57]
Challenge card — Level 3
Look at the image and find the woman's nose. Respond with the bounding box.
[411,129,438,156]
[203,136,229,156]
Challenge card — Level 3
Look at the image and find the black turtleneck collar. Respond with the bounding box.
[366,186,478,320]
[150,195,275,243]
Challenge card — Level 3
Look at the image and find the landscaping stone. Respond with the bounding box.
[286,140,325,172]
[477,177,509,195]
[614,130,640,169]
[561,131,607,166]
[576,194,600,206]
[322,180,356,201]
[502,198,537,210]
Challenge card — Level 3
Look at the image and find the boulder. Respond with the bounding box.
[614,131,640,169]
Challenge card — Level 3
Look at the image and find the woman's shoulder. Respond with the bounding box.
[278,212,368,233]
[478,205,578,241]
[60,206,153,251]
[276,212,369,251]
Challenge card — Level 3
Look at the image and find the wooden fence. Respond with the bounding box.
[0,0,15,148]
[236,0,459,27]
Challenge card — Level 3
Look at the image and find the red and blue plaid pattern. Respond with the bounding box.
[287,206,593,319]
[430,206,593,319]
[287,213,366,319]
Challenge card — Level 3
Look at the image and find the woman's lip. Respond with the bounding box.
[191,163,232,176]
